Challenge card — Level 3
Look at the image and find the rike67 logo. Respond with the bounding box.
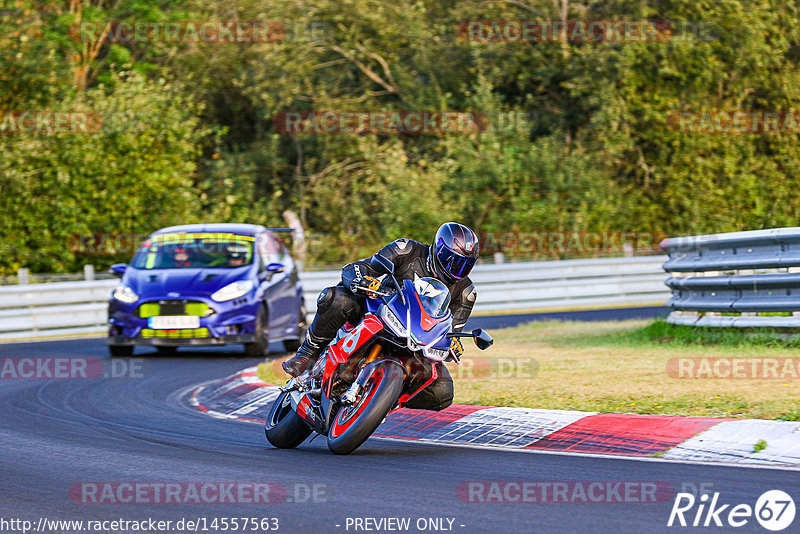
[668,490,795,531]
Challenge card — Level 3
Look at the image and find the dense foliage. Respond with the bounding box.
[2,0,800,272]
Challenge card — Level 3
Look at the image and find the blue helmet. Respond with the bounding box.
[431,222,479,282]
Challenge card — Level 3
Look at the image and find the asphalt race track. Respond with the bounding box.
[1,310,797,534]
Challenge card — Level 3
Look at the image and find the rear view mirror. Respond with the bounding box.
[472,329,494,350]
[266,262,285,273]
[369,254,394,275]
[109,263,127,278]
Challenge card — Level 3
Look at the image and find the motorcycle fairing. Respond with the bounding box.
[323,314,383,398]
[290,391,325,433]
[386,279,452,349]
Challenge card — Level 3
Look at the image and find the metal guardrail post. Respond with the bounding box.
[17,268,29,285]
[623,243,634,257]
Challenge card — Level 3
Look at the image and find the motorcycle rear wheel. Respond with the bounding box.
[326,360,404,455]
[264,391,313,448]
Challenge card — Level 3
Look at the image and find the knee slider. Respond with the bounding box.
[429,398,453,411]
[315,287,336,313]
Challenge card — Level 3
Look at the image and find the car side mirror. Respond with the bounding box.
[369,254,394,275]
[109,263,127,278]
[472,329,494,350]
[266,262,285,273]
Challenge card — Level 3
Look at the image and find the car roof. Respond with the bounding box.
[151,223,267,237]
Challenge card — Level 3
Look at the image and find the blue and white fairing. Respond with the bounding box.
[366,277,453,362]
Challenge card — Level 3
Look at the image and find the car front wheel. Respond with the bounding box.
[283,301,308,353]
[244,304,269,357]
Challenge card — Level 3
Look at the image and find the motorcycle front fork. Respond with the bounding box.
[341,343,384,405]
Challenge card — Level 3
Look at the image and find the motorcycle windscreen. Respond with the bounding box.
[399,278,453,341]
[412,276,451,318]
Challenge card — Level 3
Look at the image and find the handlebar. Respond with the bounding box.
[354,273,405,305]
[351,285,395,298]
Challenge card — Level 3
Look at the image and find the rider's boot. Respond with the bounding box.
[282,330,328,377]
[283,285,363,377]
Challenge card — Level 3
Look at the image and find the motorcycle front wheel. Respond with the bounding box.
[264,391,313,448]
[326,360,404,455]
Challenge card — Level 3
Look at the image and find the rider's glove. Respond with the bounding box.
[350,269,382,298]
[363,276,382,298]
[448,337,464,363]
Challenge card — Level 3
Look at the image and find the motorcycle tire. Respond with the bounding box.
[326,360,404,455]
[264,391,313,449]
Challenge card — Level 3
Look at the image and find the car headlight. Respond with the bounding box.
[380,304,407,337]
[210,280,254,302]
[424,346,449,361]
[113,285,139,304]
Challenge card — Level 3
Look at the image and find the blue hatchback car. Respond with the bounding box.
[107,223,306,357]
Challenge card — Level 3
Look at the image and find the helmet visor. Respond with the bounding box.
[436,239,477,279]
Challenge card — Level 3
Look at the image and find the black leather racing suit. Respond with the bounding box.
[307,238,478,411]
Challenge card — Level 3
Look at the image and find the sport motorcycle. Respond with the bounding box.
[264,254,493,454]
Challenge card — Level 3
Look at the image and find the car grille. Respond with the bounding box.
[140,328,210,339]
[137,300,212,318]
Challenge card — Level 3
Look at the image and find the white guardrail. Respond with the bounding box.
[0,256,669,341]
[662,227,800,327]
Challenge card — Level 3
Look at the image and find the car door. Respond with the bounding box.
[256,232,298,339]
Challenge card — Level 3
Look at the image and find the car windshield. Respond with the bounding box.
[131,233,254,269]
[414,277,451,318]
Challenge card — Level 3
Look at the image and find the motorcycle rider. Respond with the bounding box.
[282,222,480,411]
